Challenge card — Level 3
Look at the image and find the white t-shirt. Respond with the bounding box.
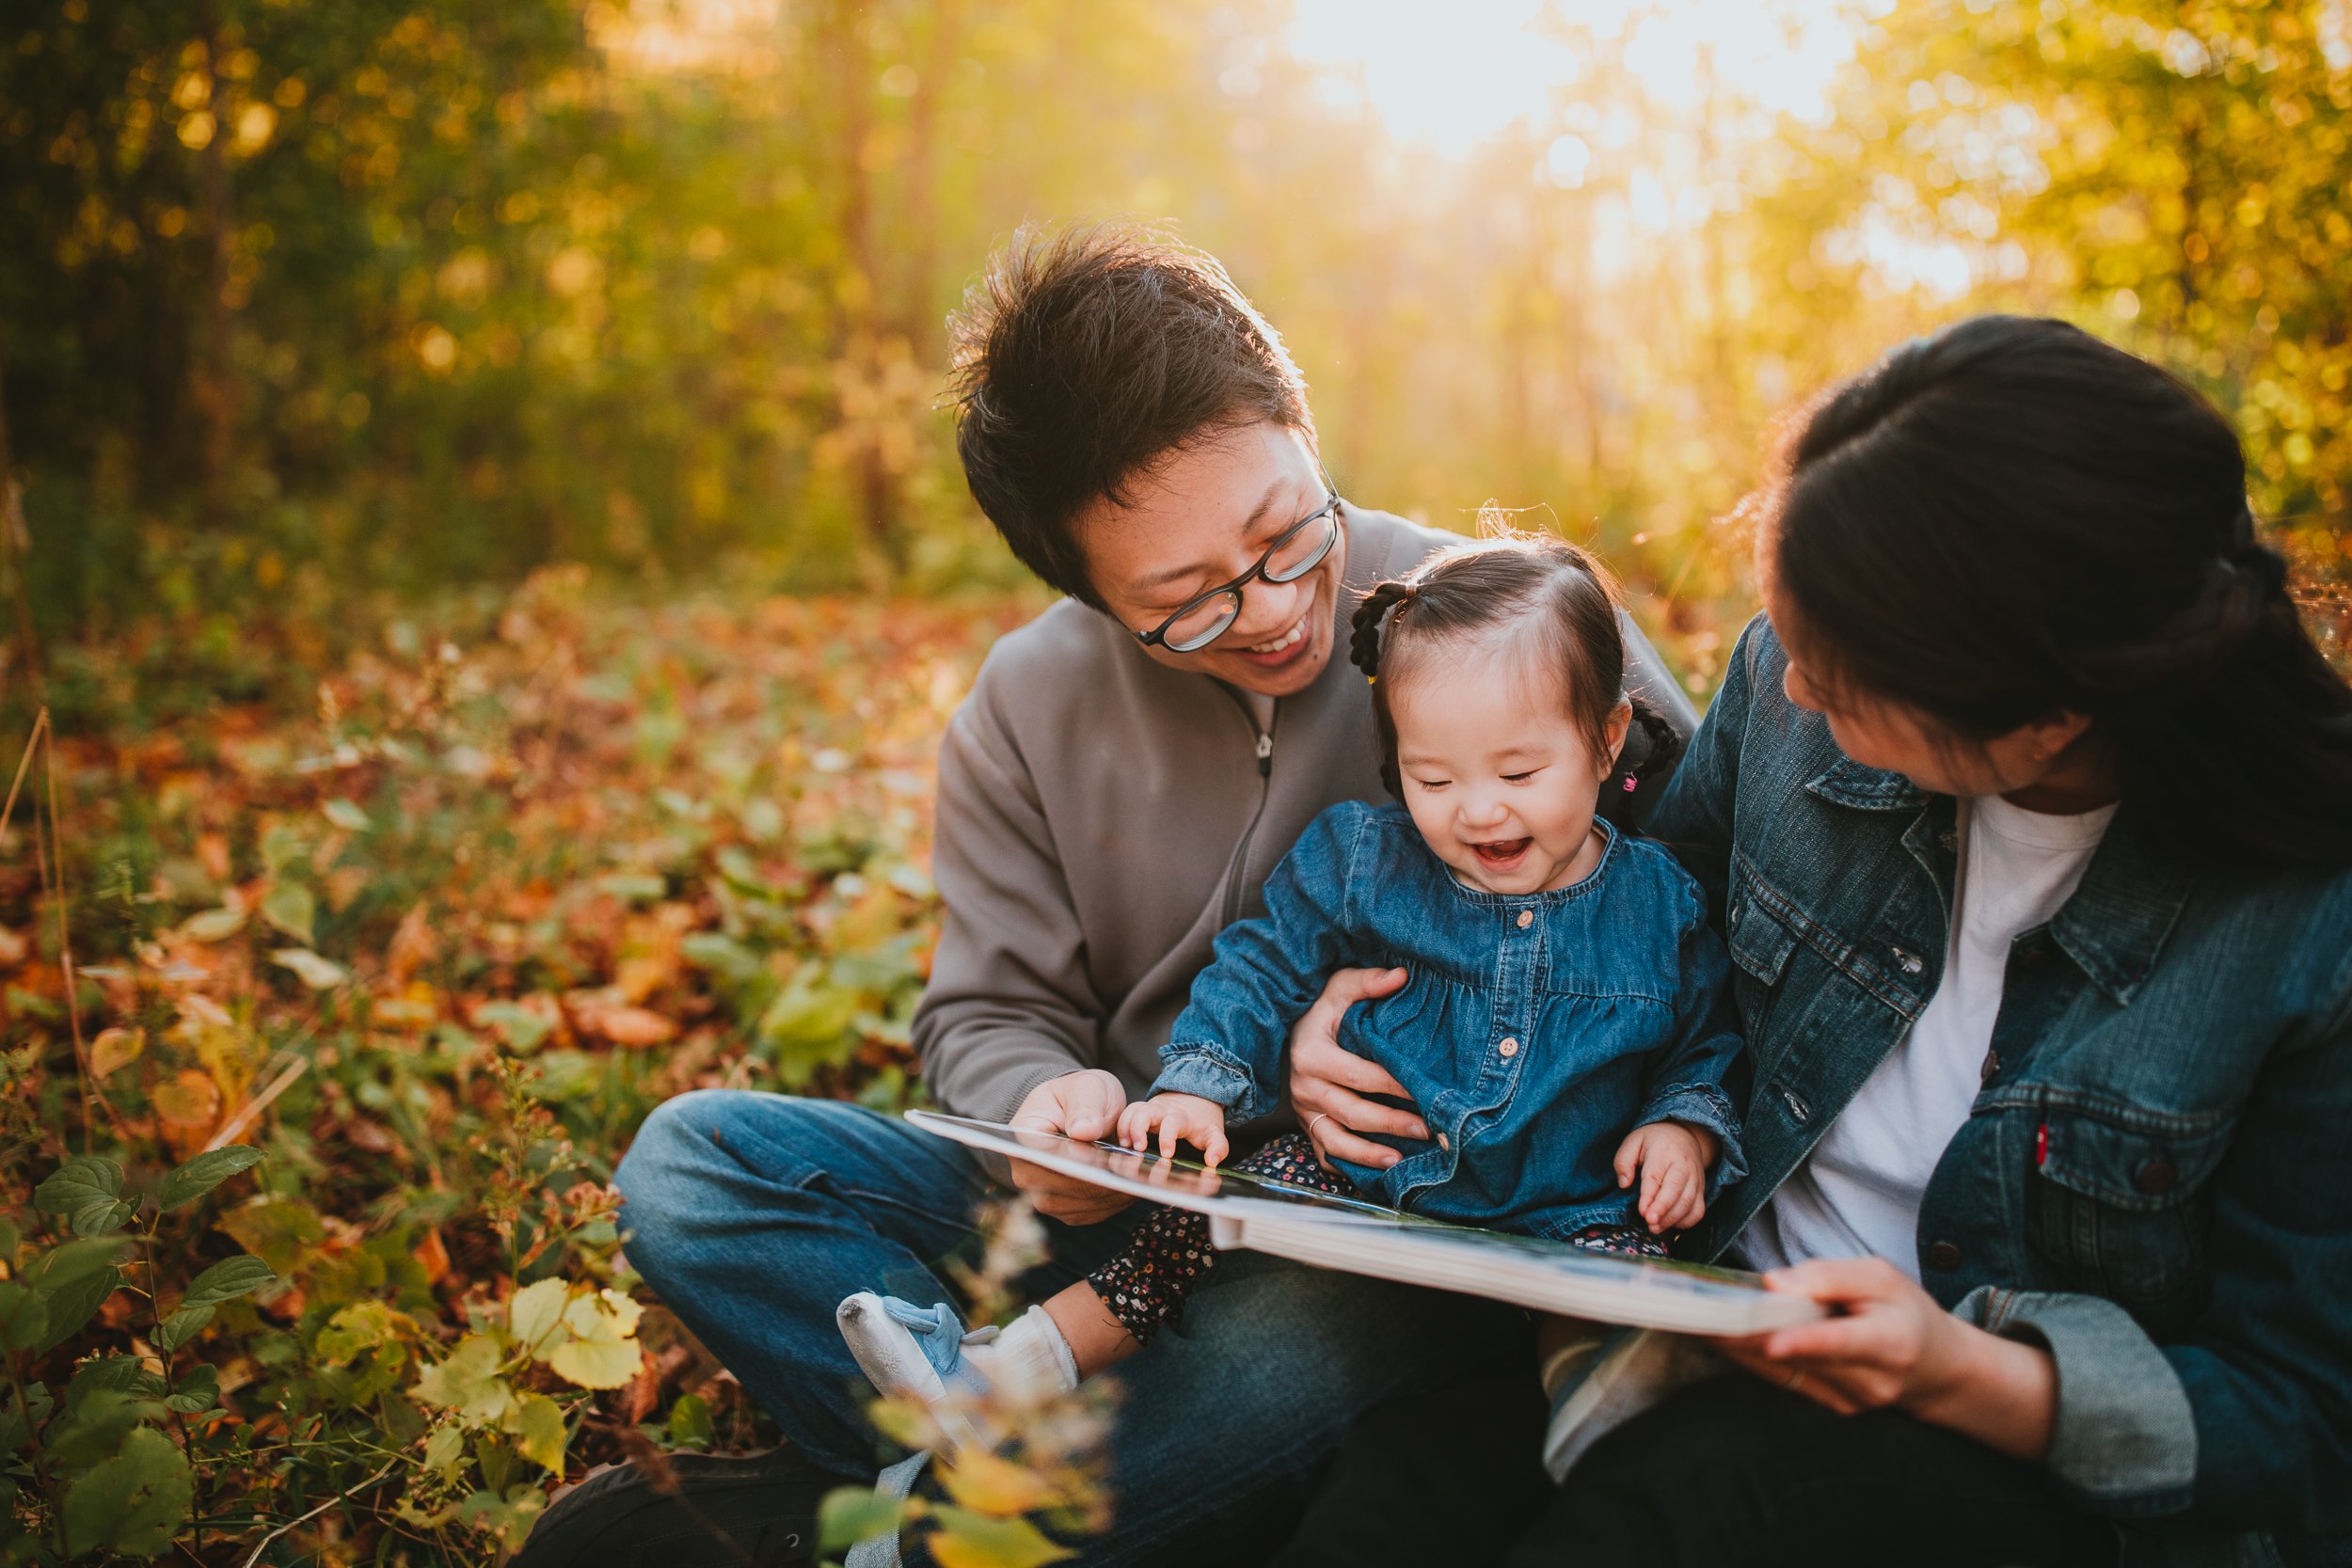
[1739,793,2117,1278]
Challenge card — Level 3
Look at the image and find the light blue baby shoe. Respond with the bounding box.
[835,1291,1002,1451]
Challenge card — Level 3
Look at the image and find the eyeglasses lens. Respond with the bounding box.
[1164,594,1241,653]
[1151,500,1338,652]
[1264,508,1336,583]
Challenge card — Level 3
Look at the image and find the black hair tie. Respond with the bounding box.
[1350,582,1417,682]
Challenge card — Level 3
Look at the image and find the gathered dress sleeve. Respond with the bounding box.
[1149,804,1370,1123]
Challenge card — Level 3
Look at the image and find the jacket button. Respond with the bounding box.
[1925,1241,1963,1273]
[1498,1037,1519,1057]
[1780,1087,1810,1123]
[1516,909,1534,929]
[2135,1158,2178,1196]
[1979,1048,1999,1085]
[1893,947,1924,976]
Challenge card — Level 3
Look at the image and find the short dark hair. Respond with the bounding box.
[1764,313,2352,868]
[946,224,1315,608]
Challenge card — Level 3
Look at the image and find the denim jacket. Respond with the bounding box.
[1152,800,1745,1239]
[1651,615,2352,1567]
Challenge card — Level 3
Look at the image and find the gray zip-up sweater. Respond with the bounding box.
[913,507,1694,1125]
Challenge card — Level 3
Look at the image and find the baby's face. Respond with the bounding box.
[1390,645,1626,896]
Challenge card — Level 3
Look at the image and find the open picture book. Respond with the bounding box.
[906,1109,1824,1336]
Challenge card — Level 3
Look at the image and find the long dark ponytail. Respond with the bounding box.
[1765,313,2352,868]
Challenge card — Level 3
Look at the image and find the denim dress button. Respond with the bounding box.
[1516,909,1534,929]
[1437,1132,1451,1151]
[1925,1241,1963,1272]
[1498,1037,1519,1058]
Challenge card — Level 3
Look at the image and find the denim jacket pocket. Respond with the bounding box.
[1725,874,1798,1047]
[2026,1104,2233,1335]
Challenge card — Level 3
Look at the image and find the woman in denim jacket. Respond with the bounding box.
[1280,316,2352,1568]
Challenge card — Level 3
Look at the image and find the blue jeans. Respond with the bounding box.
[614,1092,1527,1566]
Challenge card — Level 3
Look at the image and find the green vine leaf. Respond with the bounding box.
[545,1290,643,1390]
[261,881,318,945]
[819,1486,917,1555]
[165,1364,222,1416]
[158,1146,265,1211]
[154,1305,215,1354]
[421,1421,468,1478]
[271,946,348,990]
[317,1300,413,1366]
[508,1278,573,1359]
[31,1263,120,1356]
[33,1156,133,1237]
[0,1380,53,1456]
[412,1333,516,1427]
[0,1285,50,1354]
[505,1391,566,1474]
[180,1254,277,1313]
[62,1426,194,1560]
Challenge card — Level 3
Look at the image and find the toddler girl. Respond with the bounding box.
[838,535,1743,1427]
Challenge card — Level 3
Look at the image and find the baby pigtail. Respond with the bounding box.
[1350,582,1417,682]
[1622,699,1687,787]
[1597,697,1689,831]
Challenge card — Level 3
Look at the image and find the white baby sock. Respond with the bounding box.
[965,1304,1081,1397]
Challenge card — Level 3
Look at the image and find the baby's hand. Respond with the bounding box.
[1613,1120,1718,1235]
[1116,1093,1232,1168]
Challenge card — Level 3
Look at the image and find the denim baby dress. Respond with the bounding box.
[1152,800,1746,1237]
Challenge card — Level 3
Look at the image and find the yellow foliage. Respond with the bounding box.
[937,1450,1058,1518]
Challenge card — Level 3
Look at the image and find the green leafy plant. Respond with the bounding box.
[0,578,1047,1561]
[3,1146,272,1564]
[361,1275,648,1555]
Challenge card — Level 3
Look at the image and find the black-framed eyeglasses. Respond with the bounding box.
[1134,490,1345,653]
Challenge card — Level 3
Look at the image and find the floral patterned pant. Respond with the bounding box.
[1085,1132,1670,1343]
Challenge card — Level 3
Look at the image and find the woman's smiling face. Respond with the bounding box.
[1389,641,1629,895]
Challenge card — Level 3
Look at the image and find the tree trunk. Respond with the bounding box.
[823,0,900,568]
[899,0,964,365]
[0,327,43,708]
[192,14,238,531]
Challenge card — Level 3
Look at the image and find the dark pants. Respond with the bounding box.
[1277,1370,2119,1568]
[1272,1369,1553,1568]
[614,1094,1533,1567]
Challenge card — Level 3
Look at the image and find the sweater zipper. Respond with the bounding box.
[1219,700,1279,927]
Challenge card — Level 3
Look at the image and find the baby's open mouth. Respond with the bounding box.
[1470,838,1532,867]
